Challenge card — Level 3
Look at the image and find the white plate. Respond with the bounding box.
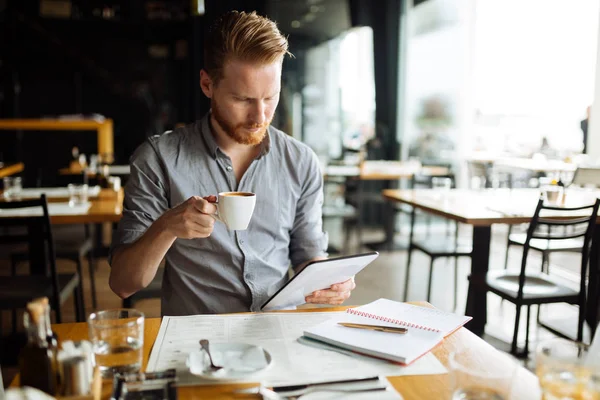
[186,342,273,381]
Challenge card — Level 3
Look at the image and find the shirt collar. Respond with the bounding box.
[200,113,219,159]
[199,111,272,159]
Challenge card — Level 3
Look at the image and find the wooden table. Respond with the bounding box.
[51,188,123,225]
[0,118,114,163]
[10,303,541,399]
[0,162,24,178]
[382,188,600,337]
[0,188,123,225]
[323,163,449,180]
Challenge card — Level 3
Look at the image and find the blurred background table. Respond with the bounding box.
[0,118,114,164]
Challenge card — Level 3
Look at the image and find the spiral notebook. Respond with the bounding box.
[303,299,472,365]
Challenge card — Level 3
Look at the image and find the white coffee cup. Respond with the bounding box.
[214,191,256,230]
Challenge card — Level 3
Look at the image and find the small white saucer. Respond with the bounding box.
[186,342,273,381]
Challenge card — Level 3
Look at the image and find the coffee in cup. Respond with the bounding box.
[214,191,256,230]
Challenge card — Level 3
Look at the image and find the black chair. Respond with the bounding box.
[403,206,472,310]
[122,267,164,308]
[504,224,583,274]
[404,171,456,237]
[10,225,97,309]
[0,195,84,326]
[483,197,600,357]
[393,165,457,245]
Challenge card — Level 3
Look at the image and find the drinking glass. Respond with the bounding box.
[449,349,516,400]
[68,184,89,206]
[3,177,22,200]
[536,339,600,400]
[88,309,144,378]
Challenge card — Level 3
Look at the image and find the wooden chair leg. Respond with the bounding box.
[426,258,435,303]
[87,251,98,309]
[511,305,522,356]
[403,247,414,302]
[75,258,87,314]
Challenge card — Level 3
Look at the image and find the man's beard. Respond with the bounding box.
[211,99,270,146]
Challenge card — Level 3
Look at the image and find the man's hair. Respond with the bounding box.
[204,10,292,84]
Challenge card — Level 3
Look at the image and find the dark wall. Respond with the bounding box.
[0,0,272,186]
[0,0,399,187]
[0,1,195,186]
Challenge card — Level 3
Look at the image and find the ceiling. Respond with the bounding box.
[266,0,352,45]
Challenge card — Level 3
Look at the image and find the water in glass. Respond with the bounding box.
[93,337,142,376]
[88,309,144,378]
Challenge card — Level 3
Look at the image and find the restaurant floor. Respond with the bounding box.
[0,220,587,387]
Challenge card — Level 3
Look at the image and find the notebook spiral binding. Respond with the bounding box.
[346,309,441,332]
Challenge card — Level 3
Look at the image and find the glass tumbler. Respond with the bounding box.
[88,309,145,378]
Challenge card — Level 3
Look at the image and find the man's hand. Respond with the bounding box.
[158,195,218,239]
[305,277,356,305]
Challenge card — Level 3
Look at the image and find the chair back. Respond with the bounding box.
[517,197,600,299]
[572,167,600,188]
[0,195,59,309]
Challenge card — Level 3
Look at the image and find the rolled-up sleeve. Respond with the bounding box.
[108,140,170,265]
[289,150,329,268]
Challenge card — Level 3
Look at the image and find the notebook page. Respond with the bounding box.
[304,312,444,364]
[355,299,471,336]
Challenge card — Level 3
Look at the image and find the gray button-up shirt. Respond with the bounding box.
[109,113,328,316]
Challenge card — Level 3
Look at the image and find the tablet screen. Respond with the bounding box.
[260,251,379,311]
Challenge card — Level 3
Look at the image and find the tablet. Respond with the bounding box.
[260,251,379,311]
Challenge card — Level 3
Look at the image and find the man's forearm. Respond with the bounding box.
[109,218,176,299]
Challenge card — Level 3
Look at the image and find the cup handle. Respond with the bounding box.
[212,200,224,224]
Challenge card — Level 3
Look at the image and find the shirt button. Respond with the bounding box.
[226,165,233,171]
[239,240,244,244]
